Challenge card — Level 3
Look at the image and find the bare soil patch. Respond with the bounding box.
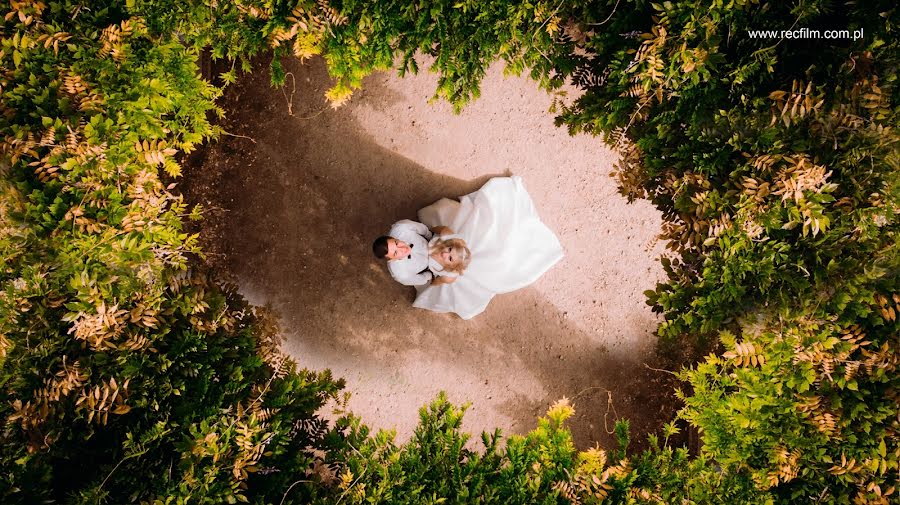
[182,56,685,450]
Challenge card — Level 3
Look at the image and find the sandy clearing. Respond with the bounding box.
[183,55,675,449]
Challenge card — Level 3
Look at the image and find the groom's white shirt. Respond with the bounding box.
[387,220,433,286]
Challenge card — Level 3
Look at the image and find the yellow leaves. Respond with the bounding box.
[119,332,154,352]
[67,302,127,350]
[134,139,177,167]
[7,399,43,452]
[769,79,824,127]
[339,469,354,489]
[859,481,896,505]
[737,212,764,240]
[79,93,105,112]
[723,340,766,367]
[270,25,299,48]
[552,457,624,502]
[7,399,36,427]
[843,360,861,382]
[64,204,104,233]
[576,447,607,475]
[829,452,859,476]
[546,397,575,425]
[112,404,132,415]
[545,15,561,36]
[824,449,894,504]
[609,138,648,202]
[252,407,277,423]
[628,488,663,501]
[770,446,801,484]
[284,0,356,105]
[626,83,647,99]
[4,0,46,26]
[255,321,290,376]
[120,211,148,233]
[680,47,708,74]
[661,220,699,251]
[316,0,347,26]
[324,82,353,109]
[705,214,732,244]
[860,341,898,377]
[127,168,167,210]
[741,176,771,201]
[39,126,56,147]
[129,303,159,328]
[854,78,891,120]
[865,444,892,476]
[29,156,60,183]
[36,357,88,405]
[60,71,106,112]
[533,3,560,35]
[99,27,124,62]
[812,411,838,436]
[629,24,668,85]
[644,55,665,82]
[62,72,89,96]
[75,376,131,425]
[278,0,346,59]
[192,431,219,459]
[532,0,564,35]
[874,293,898,322]
[237,4,270,19]
[37,31,71,55]
[551,480,582,502]
[604,458,631,480]
[795,395,821,415]
[2,133,39,164]
[748,153,781,174]
[0,332,11,358]
[65,125,80,151]
[98,18,143,62]
[763,155,836,237]
[772,155,834,203]
[231,420,268,480]
[291,33,322,61]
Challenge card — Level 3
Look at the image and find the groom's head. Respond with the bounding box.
[372,236,410,260]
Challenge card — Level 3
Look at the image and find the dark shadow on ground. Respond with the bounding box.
[181,56,680,450]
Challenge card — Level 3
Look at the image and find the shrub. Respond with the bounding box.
[324,394,768,504]
[0,3,344,503]
[548,1,899,502]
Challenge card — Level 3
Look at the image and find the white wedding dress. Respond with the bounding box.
[413,176,564,319]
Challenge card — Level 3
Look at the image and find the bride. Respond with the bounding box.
[413,176,563,319]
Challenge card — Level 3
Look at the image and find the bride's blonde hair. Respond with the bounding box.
[430,237,471,275]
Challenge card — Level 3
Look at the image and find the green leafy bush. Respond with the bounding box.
[544,1,899,502]
[0,3,345,503]
[324,394,767,504]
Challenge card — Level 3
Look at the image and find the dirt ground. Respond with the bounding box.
[182,56,682,450]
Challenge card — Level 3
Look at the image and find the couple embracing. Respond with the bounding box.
[373,176,564,320]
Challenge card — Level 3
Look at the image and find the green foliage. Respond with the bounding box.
[681,322,898,503]
[540,0,900,502]
[0,2,345,503]
[124,0,573,110]
[326,395,725,504]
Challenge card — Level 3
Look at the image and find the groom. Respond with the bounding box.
[373,220,453,286]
